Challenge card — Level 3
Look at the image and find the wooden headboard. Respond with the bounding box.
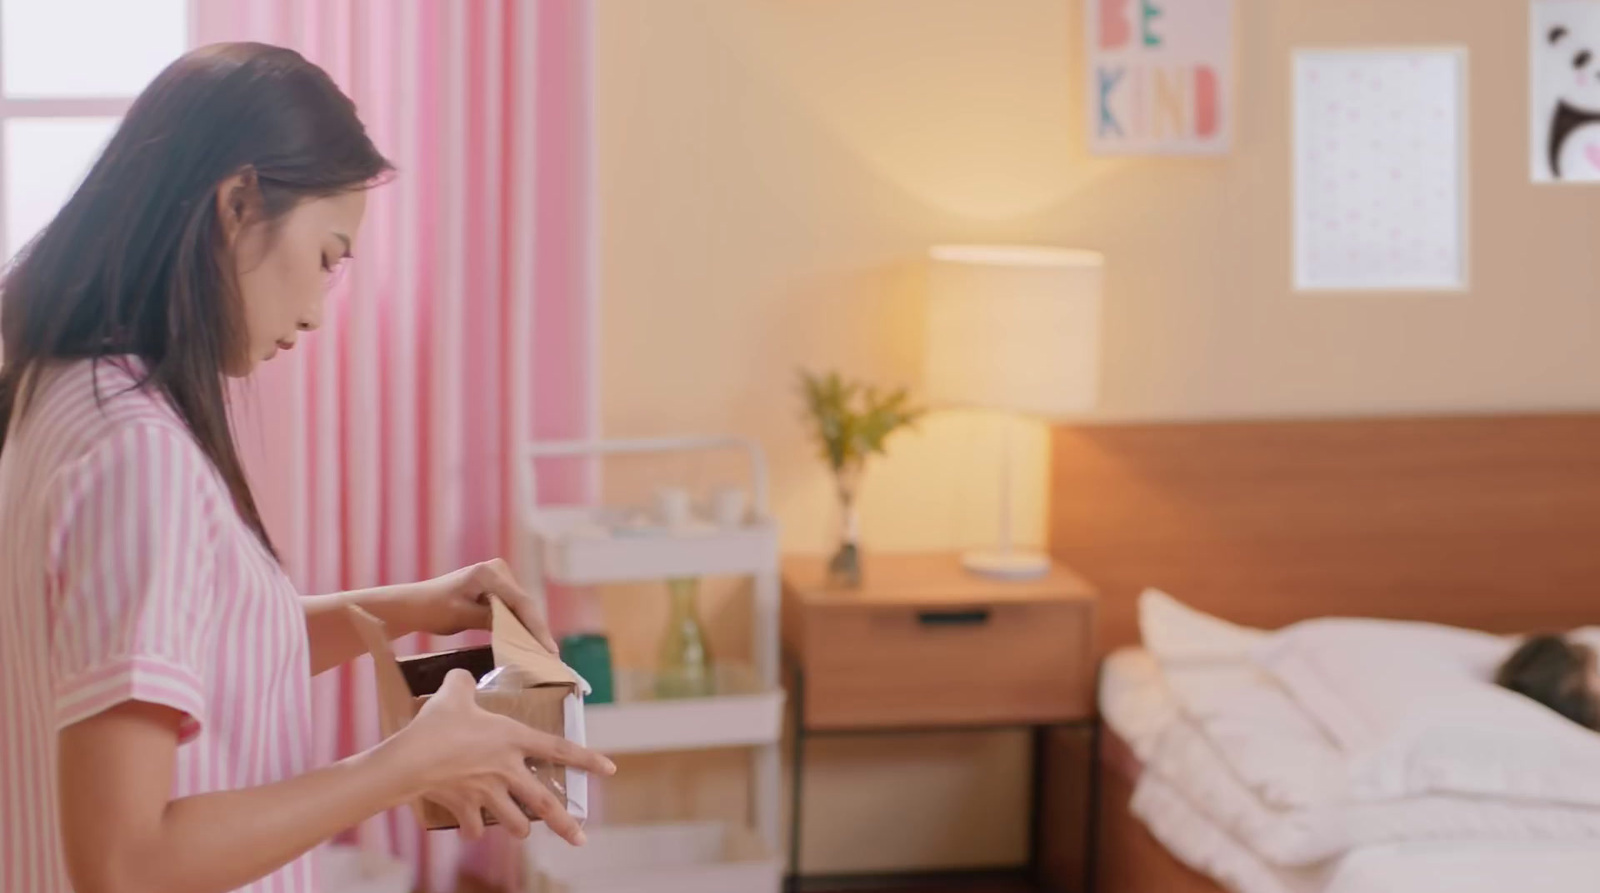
[1048,415,1600,656]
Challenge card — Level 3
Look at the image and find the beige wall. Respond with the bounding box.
[594,0,1600,873]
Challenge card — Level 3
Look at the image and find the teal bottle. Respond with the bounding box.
[558,633,614,705]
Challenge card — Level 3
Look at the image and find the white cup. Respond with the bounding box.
[711,486,749,528]
[654,486,693,529]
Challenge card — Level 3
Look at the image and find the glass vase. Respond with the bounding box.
[656,577,714,698]
[827,465,863,588]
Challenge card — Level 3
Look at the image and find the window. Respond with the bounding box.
[0,0,188,257]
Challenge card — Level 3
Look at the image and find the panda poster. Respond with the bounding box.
[1533,1,1600,182]
[1087,0,1233,155]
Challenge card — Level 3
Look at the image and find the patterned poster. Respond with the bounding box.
[1086,0,1234,155]
[1532,1,1600,182]
[1292,50,1467,291]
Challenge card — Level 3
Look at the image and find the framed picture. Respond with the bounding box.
[1532,1,1600,182]
[1086,0,1234,155]
[1292,49,1468,292]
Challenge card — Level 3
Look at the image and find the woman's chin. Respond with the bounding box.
[222,353,264,378]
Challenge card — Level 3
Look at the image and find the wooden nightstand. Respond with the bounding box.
[781,553,1098,890]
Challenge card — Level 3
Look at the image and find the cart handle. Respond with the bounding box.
[517,435,770,519]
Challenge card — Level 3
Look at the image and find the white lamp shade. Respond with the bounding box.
[923,245,1104,418]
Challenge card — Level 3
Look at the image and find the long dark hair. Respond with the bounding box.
[1496,633,1600,732]
[0,42,392,556]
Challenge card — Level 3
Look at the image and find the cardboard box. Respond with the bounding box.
[348,597,590,830]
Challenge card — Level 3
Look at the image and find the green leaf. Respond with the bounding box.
[796,367,925,473]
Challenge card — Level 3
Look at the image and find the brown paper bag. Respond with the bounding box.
[347,597,589,830]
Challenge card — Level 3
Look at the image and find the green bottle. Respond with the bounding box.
[559,633,614,705]
[656,577,714,698]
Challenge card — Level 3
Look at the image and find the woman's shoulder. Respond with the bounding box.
[14,357,208,476]
[1,359,229,548]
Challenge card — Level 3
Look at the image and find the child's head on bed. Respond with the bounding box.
[1495,633,1600,732]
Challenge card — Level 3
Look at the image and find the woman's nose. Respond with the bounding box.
[298,301,325,332]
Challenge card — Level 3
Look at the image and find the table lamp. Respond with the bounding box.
[923,245,1104,580]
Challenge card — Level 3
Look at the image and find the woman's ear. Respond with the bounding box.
[213,167,261,247]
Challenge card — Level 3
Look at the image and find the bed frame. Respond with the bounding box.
[1042,414,1600,893]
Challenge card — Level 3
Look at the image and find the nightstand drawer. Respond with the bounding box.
[799,600,1093,730]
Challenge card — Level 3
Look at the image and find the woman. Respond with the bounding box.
[0,42,613,893]
[1495,633,1600,732]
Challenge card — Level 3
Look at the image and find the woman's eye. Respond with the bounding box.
[322,255,350,290]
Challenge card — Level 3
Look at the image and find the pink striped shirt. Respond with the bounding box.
[0,358,316,892]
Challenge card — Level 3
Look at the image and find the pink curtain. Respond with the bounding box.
[195,2,596,890]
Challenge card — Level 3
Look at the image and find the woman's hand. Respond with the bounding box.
[392,668,615,843]
[303,559,558,676]
[396,558,559,652]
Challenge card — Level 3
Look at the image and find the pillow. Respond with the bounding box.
[1139,588,1267,663]
[1252,617,1508,753]
[1255,619,1600,806]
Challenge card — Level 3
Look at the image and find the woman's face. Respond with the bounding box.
[223,183,367,376]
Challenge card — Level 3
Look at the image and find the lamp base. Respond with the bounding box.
[960,549,1051,581]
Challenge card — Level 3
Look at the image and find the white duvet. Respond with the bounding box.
[1126,652,1600,866]
[1115,591,1600,890]
[1132,770,1600,893]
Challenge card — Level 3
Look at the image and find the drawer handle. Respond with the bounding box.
[916,609,992,627]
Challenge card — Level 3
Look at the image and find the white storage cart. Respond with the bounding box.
[514,437,784,893]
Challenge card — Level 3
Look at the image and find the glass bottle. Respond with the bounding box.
[827,466,863,587]
[656,577,714,698]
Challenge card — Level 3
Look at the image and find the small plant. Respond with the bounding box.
[798,369,924,586]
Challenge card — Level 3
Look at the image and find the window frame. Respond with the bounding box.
[0,0,195,254]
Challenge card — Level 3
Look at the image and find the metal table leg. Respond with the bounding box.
[786,665,806,893]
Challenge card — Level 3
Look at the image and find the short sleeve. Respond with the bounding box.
[48,426,219,744]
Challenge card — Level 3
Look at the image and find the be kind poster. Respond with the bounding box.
[1087,0,1234,155]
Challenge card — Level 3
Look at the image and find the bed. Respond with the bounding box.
[1040,415,1600,893]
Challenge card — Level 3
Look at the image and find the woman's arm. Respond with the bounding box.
[302,584,420,675]
[303,559,559,675]
[59,701,416,893]
[60,671,612,893]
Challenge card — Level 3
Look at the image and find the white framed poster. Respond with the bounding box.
[1086,0,1234,155]
[1532,1,1600,182]
[1292,49,1468,292]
